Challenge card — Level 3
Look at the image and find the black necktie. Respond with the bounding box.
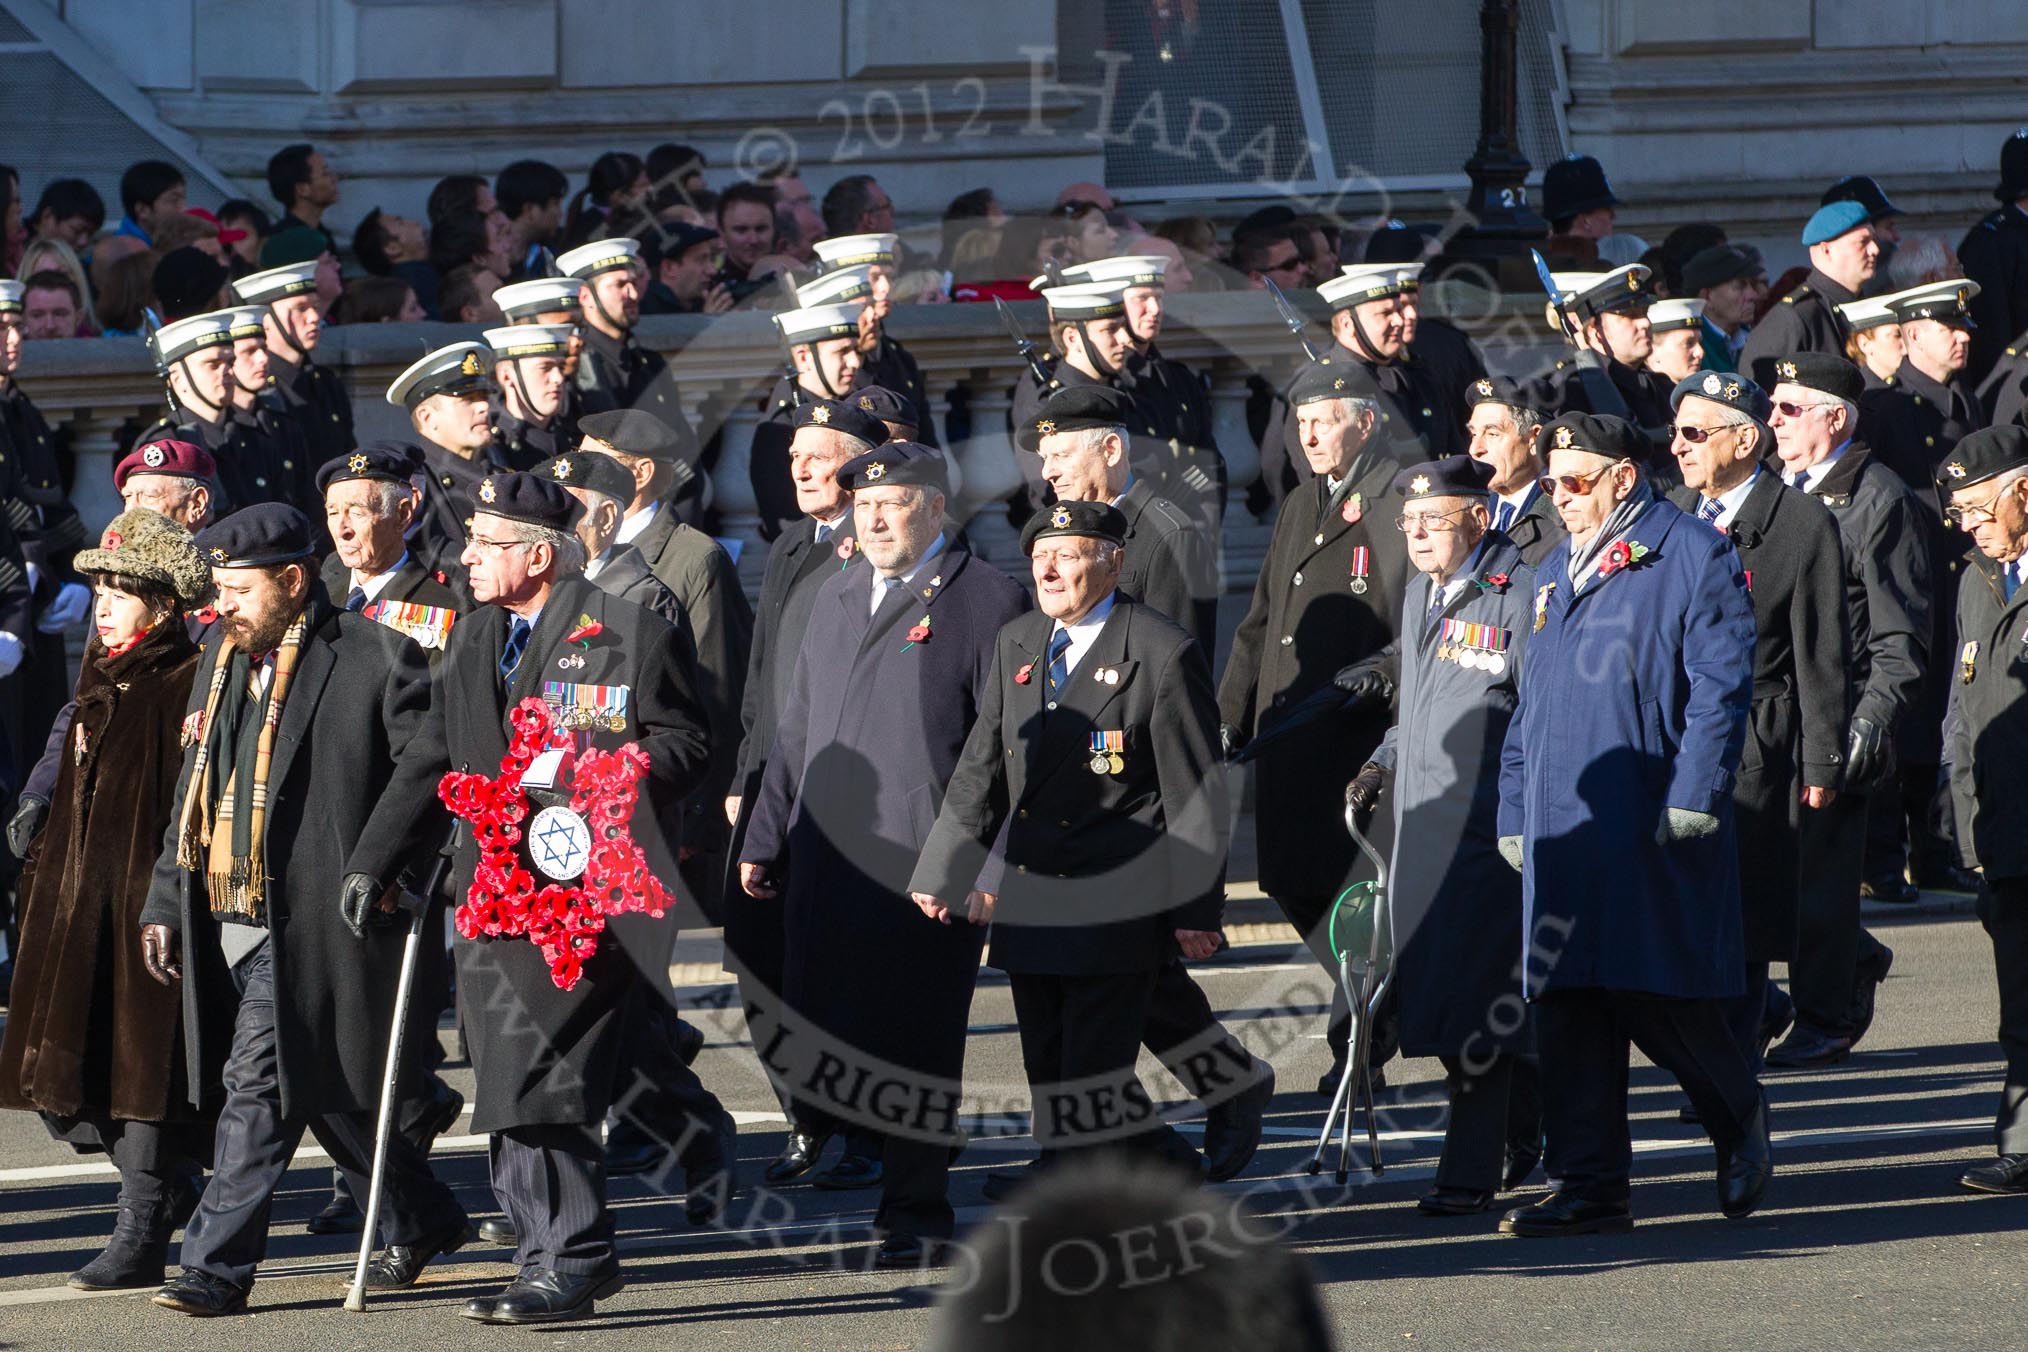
[345,586,367,613]
[500,617,531,682]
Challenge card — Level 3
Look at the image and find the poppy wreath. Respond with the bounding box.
[437,696,667,990]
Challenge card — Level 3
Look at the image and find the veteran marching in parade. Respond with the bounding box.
[4,119,2028,1346]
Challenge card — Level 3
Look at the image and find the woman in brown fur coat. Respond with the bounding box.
[0,510,212,1290]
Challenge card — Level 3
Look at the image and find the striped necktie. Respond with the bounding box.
[1046,629,1072,691]
[500,616,531,682]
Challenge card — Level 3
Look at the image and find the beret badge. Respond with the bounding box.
[1553,425,1573,449]
[209,546,227,564]
[858,395,875,411]
[1035,419,1056,435]
[1946,462,1968,479]
[1473,379,1493,397]
[1409,475,1432,495]
[1050,505,1073,528]
[864,461,886,481]
[553,457,573,481]
[1776,360,1799,381]
[348,452,368,473]
[143,445,166,468]
[479,477,498,504]
[811,405,831,425]
[1701,373,1723,396]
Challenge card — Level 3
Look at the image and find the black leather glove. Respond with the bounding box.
[1344,761,1388,816]
[1844,716,1885,792]
[339,872,385,939]
[1332,664,1394,706]
[6,793,49,860]
[1219,724,1244,761]
[140,923,181,985]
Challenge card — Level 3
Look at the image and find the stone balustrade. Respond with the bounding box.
[15,289,1560,594]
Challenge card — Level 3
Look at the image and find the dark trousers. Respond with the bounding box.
[179,943,462,1288]
[1719,961,1772,1078]
[1141,957,1256,1101]
[605,995,731,1177]
[1793,792,1867,1035]
[1275,892,1352,1059]
[490,1124,614,1278]
[1864,759,1954,883]
[1434,1053,1542,1193]
[1979,879,2028,1156]
[1010,969,1165,1160]
[1535,988,1760,1204]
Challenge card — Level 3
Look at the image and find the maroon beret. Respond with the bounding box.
[115,438,218,490]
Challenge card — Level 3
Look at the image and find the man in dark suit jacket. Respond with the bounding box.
[138,505,466,1317]
[909,501,1230,1183]
[1466,376,1568,567]
[740,441,1029,1267]
[724,397,883,1164]
[1220,360,1409,1079]
[1668,374,1851,1076]
[356,472,733,1324]
[534,449,681,627]
[1018,384,1270,1183]
[581,409,752,915]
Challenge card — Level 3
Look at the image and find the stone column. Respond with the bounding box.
[947,368,1022,563]
[709,383,769,592]
[63,407,138,537]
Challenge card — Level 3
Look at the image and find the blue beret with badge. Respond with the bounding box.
[1938,425,2028,492]
[1543,412,1646,464]
[850,384,921,432]
[315,440,422,496]
[1391,454,1493,500]
[194,503,317,568]
[1669,370,1773,425]
[471,471,584,532]
[792,397,889,448]
[533,452,637,505]
[1016,384,1140,452]
[1019,499,1129,555]
[1801,200,1871,246]
[838,440,949,493]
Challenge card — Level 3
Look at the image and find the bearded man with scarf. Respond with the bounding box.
[137,504,467,1316]
[1494,412,1771,1237]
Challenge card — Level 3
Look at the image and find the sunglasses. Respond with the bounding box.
[1538,461,1627,497]
[1773,399,1831,418]
[1670,423,1739,444]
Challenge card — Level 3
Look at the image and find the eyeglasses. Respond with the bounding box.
[464,535,534,555]
[1394,508,1473,534]
[1538,461,1628,497]
[1670,424,1738,444]
[1773,399,1833,419]
[1947,482,2021,528]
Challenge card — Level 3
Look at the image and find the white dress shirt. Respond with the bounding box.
[869,532,947,616]
[616,500,658,546]
[350,550,411,604]
[1794,439,1853,494]
[1049,592,1116,681]
[1701,469,1761,532]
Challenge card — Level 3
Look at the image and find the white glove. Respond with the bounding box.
[35,581,90,635]
[0,630,22,679]
[1498,835,1524,872]
[1656,808,1721,843]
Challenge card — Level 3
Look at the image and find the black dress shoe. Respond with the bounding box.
[684,1109,740,1225]
[415,1082,467,1146]
[981,1164,1041,1203]
[1678,1102,1703,1125]
[1850,942,1895,1044]
[461,1267,623,1325]
[1717,1097,1772,1219]
[305,1192,364,1235]
[152,1268,249,1316]
[1204,1063,1276,1183]
[763,1130,830,1186]
[1914,863,1982,894]
[1498,1192,1633,1237]
[1418,1186,1496,1216]
[1764,1024,1852,1069]
[1313,1060,1385,1097]
[675,1017,706,1065]
[1959,1154,2028,1195]
[871,1233,947,1268]
[365,1218,473,1288]
[1501,1139,1543,1191]
[812,1151,883,1191]
[1861,875,1919,905]
[478,1217,518,1245]
[1758,1002,1796,1062]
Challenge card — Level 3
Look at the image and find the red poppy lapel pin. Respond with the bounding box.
[1597,539,1651,579]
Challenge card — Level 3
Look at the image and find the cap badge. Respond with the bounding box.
[858,395,875,411]
[209,547,227,564]
[1473,379,1493,397]
[1946,462,1968,479]
[143,445,166,468]
[1035,419,1056,435]
[459,351,484,376]
[1050,505,1073,528]
[864,461,886,481]
[1777,360,1799,381]
[1625,272,1640,291]
[479,478,498,504]
[104,529,123,551]
[554,457,573,481]
[811,405,831,425]
[1958,286,1970,306]
[1553,426,1574,449]
[348,452,368,473]
[1333,377,1346,390]
[1701,374,1723,396]
[1409,475,1432,495]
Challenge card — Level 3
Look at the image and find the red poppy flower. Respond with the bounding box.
[1486,572,1510,587]
[565,620,603,645]
[906,624,932,643]
[1599,540,1633,576]
[1015,662,1034,685]
[194,606,218,626]
[836,539,856,561]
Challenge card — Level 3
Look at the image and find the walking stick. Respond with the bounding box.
[345,820,462,1313]
[1307,799,1394,1183]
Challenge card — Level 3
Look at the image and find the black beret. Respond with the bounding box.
[838,440,949,493]
[1020,500,1130,554]
[533,451,638,504]
[151,246,231,319]
[1391,454,1493,500]
[1288,358,1380,407]
[1464,374,1539,415]
[792,397,889,448]
[1761,351,1864,403]
[1681,244,1761,294]
[576,408,684,461]
[194,503,316,568]
[1939,426,2028,492]
[1016,384,1139,452]
[849,384,921,430]
[471,471,584,532]
[315,441,420,496]
[1543,412,1646,463]
[1670,370,1773,425]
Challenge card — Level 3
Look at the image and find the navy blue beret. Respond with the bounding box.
[315,440,421,495]
[472,471,584,532]
[792,397,890,448]
[838,440,949,493]
[1391,454,1494,500]
[194,503,316,568]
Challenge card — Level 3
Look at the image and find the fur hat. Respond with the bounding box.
[73,509,212,608]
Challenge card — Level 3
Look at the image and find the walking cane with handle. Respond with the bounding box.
[345,819,462,1313]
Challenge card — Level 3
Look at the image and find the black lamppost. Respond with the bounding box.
[1428,0,1547,291]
